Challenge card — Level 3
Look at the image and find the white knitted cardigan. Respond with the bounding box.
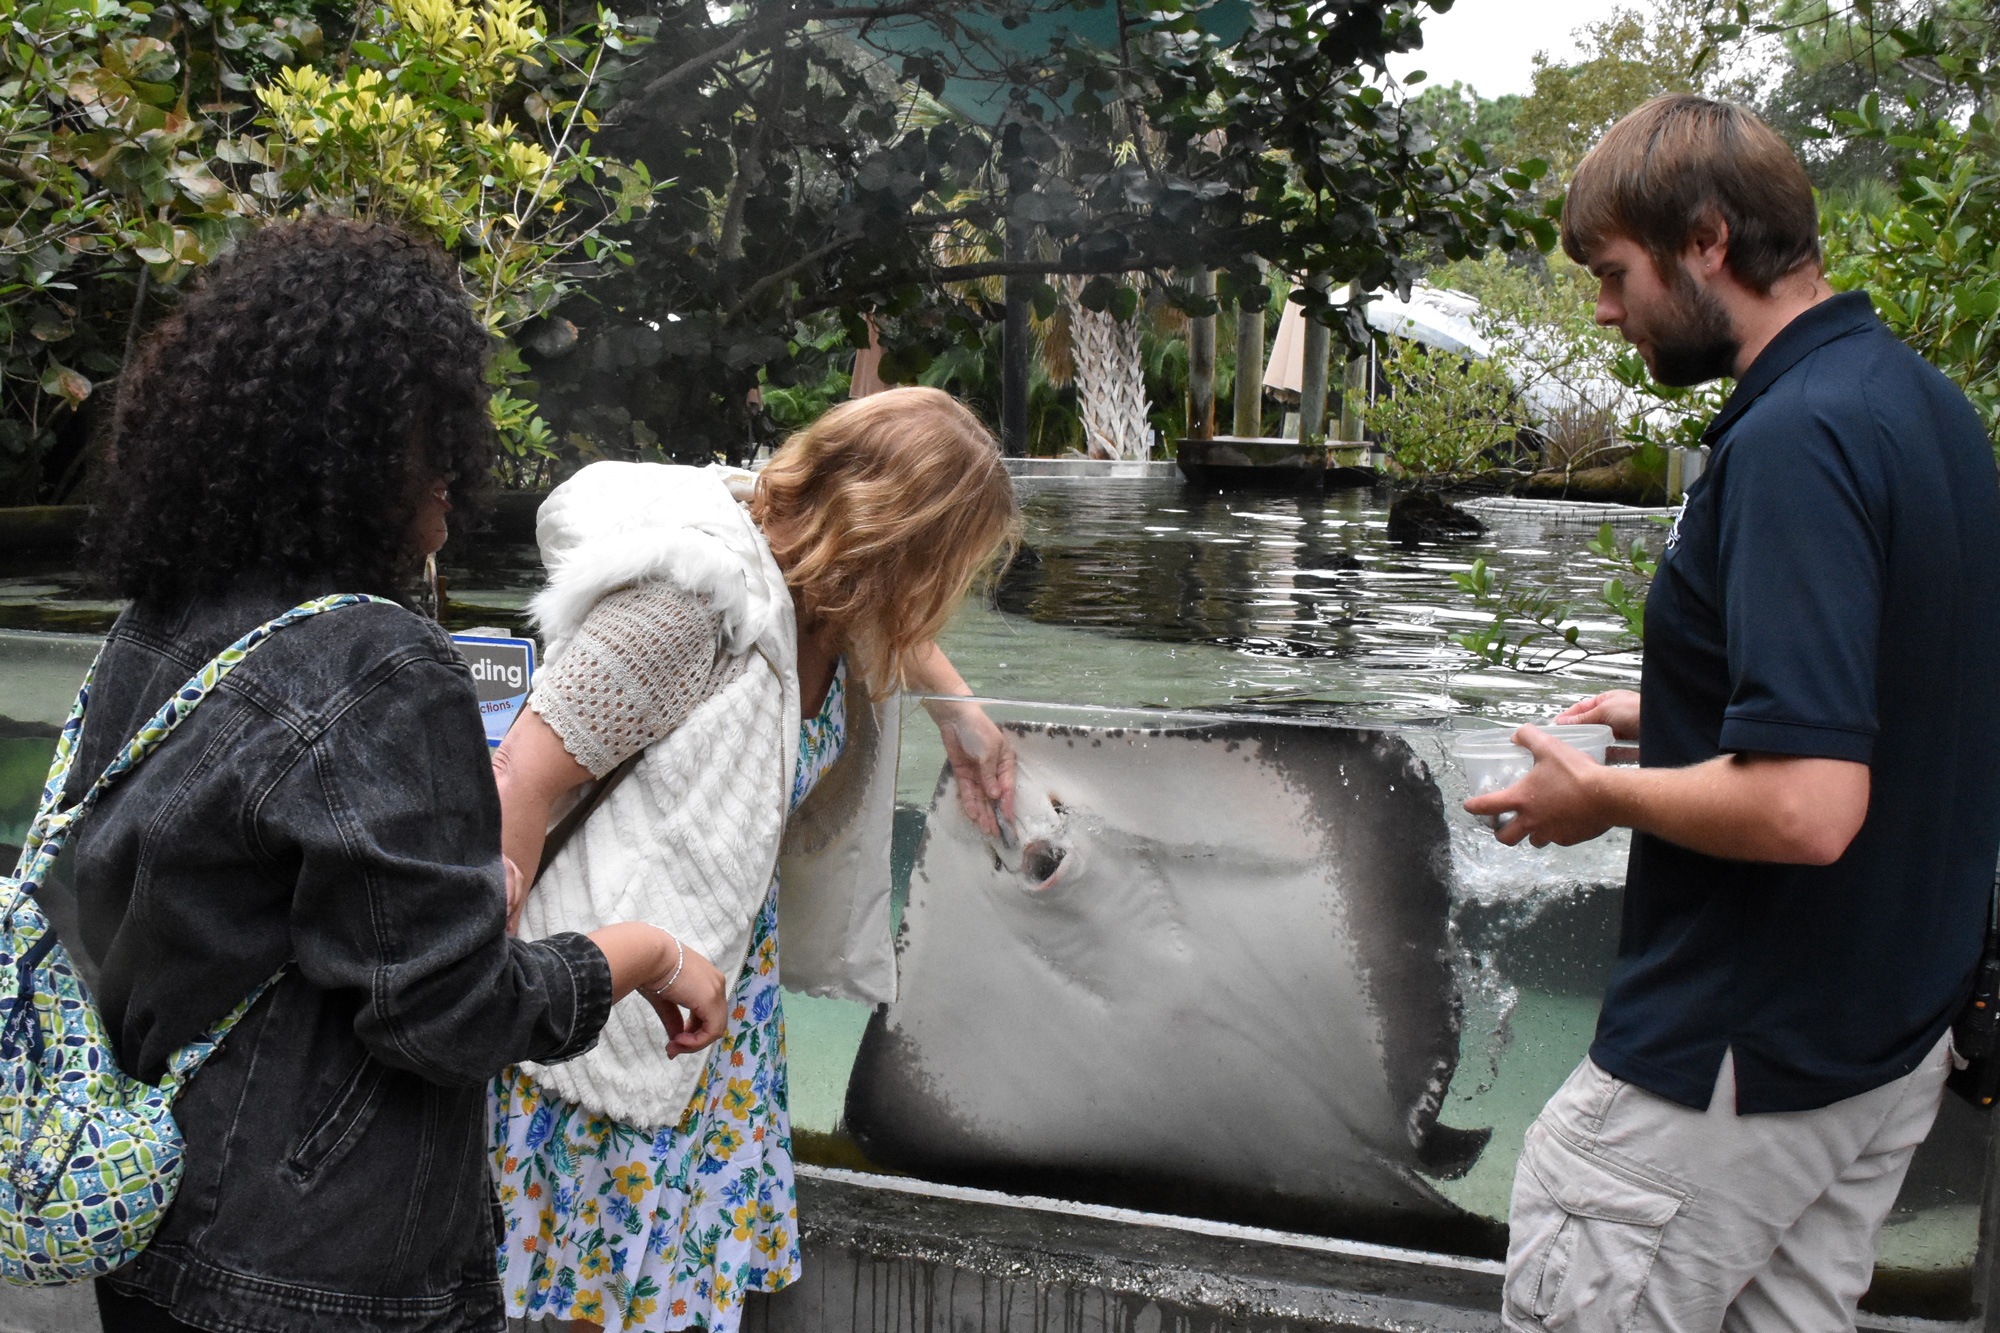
[514,461,901,1129]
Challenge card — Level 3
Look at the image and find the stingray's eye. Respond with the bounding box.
[1021,840,1066,888]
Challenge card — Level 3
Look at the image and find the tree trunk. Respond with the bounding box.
[1001,216,1031,457]
[1063,279,1152,460]
[1338,350,1367,443]
[1299,274,1332,444]
[1185,268,1216,440]
[1233,285,1265,438]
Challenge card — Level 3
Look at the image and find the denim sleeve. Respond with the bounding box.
[260,653,613,1085]
[1716,405,1882,763]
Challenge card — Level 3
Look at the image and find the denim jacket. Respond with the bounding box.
[40,584,612,1332]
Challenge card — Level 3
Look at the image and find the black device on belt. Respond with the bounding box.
[1948,873,2000,1110]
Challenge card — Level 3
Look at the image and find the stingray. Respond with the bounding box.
[843,716,1499,1253]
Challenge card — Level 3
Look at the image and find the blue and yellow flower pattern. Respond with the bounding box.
[491,661,847,1332]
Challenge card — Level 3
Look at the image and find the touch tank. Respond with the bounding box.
[0,478,1987,1321]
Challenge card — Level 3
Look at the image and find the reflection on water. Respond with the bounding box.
[983,480,1642,720]
[0,480,1983,1315]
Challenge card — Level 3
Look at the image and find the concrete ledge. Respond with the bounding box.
[0,505,86,556]
[0,1281,93,1333]
[746,1169,1505,1333]
[1457,496,1679,527]
[2,1170,1979,1333]
[1005,459,1180,479]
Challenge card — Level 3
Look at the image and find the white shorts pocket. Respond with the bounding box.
[1504,1121,1689,1331]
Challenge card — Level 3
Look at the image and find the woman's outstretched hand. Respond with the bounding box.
[906,641,1018,840]
[936,704,1018,840]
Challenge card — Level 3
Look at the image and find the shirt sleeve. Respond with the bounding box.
[528,583,729,778]
[265,654,612,1085]
[1715,408,1883,763]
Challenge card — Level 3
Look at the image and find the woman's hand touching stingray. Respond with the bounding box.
[908,642,1017,840]
[936,704,1018,840]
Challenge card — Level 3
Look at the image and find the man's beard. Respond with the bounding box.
[1648,263,1739,387]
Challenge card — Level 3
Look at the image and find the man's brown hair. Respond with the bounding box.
[1561,94,1820,292]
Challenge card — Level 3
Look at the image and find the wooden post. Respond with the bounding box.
[1339,351,1367,443]
[1233,283,1265,439]
[1186,269,1216,440]
[1298,274,1331,444]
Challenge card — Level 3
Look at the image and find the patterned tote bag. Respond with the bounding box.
[0,595,388,1285]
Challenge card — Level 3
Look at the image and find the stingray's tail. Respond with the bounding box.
[1415,1123,1492,1181]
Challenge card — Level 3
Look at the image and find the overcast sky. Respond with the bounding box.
[1384,0,1663,99]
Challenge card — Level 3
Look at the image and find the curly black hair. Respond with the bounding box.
[86,218,493,604]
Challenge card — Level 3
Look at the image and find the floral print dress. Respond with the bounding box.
[490,660,847,1332]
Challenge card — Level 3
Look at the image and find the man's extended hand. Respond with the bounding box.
[1554,689,1641,740]
[1463,725,1615,847]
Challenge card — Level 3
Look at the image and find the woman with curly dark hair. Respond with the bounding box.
[58,218,726,1333]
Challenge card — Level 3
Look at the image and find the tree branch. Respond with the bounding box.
[723,232,867,321]
[1112,0,1158,179]
[722,222,1154,323]
[641,1,962,102]
[931,256,1161,281]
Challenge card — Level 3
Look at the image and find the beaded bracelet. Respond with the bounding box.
[645,933,686,998]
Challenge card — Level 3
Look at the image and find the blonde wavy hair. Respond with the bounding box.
[752,386,1019,694]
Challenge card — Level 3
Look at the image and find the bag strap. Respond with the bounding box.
[8,594,394,907]
[532,751,643,887]
[10,649,97,881]
[156,969,279,1099]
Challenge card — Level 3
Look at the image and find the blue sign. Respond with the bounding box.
[452,633,537,748]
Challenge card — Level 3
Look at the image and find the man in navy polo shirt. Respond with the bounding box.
[1468,95,2000,1331]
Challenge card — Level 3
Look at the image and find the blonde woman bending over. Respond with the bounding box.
[488,386,1020,1333]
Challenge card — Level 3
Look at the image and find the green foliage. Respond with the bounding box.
[1824,93,2000,443]
[1749,0,1990,197]
[1509,0,1769,181]
[250,0,658,479]
[1408,82,1522,166]
[1607,347,1722,463]
[0,0,648,496]
[1452,521,1662,671]
[1428,250,1641,472]
[0,0,1570,492]
[0,0,316,498]
[760,317,851,433]
[1363,337,1525,479]
[257,0,653,328]
[914,317,1083,456]
[1512,0,1711,179]
[523,0,1557,466]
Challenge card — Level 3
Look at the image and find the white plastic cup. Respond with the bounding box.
[1451,723,1614,829]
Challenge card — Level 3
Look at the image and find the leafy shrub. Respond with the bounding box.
[1363,337,1526,479]
[252,0,656,481]
[0,0,648,497]
[1824,95,2000,446]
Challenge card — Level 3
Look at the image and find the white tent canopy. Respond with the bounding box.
[1265,283,1486,394]
[1264,281,1655,432]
